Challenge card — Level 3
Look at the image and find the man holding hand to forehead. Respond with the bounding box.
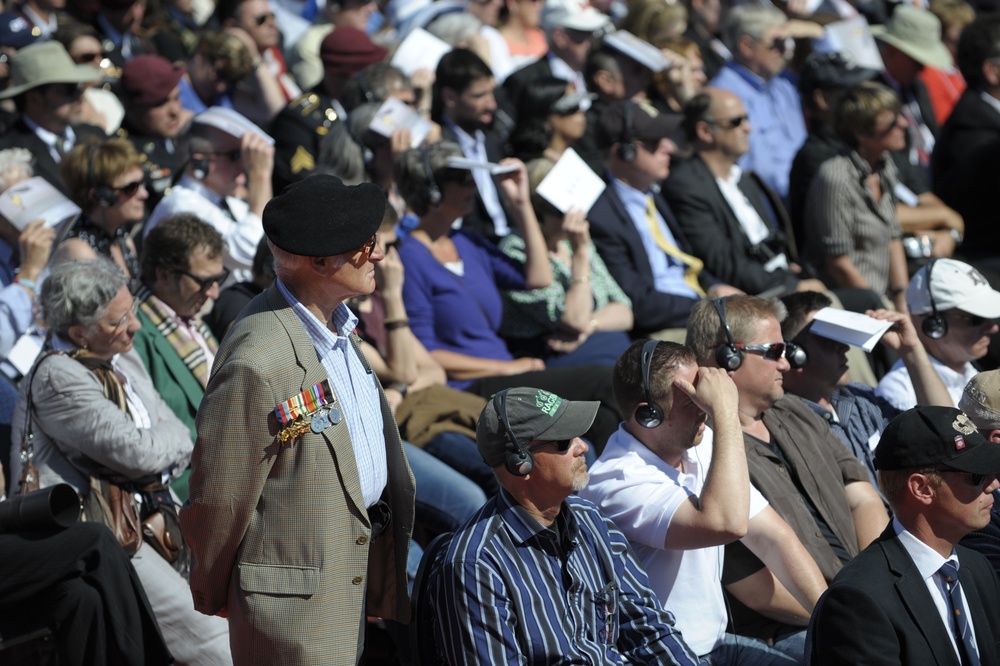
[810,406,1000,664]
[429,387,700,665]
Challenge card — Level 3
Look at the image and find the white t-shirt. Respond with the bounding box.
[580,424,769,656]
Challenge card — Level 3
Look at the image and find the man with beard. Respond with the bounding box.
[877,259,1000,411]
[432,48,513,242]
[429,387,701,665]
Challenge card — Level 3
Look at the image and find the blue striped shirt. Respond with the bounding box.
[430,488,702,665]
[276,278,387,508]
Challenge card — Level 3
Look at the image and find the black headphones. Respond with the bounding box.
[713,297,744,370]
[635,339,665,428]
[616,100,637,163]
[784,341,808,369]
[420,148,442,206]
[87,144,117,208]
[921,258,947,339]
[494,389,534,476]
[190,155,210,181]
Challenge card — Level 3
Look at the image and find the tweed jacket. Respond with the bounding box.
[810,525,1000,665]
[132,295,217,441]
[180,285,415,665]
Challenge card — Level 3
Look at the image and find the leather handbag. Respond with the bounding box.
[82,476,143,557]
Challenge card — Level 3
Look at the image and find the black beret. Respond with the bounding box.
[263,175,386,257]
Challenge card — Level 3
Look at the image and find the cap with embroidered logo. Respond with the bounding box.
[874,406,1000,474]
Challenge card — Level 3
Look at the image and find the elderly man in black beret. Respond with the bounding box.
[810,406,1000,664]
[181,175,416,666]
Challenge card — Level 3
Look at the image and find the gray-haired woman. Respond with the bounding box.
[9,257,232,666]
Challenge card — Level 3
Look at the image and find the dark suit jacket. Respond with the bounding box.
[588,181,719,334]
[662,155,802,295]
[810,525,1000,665]
[932,136,1000,261]
[440,123,514,243]
[932,90,1000,191]
[0,119,107,196]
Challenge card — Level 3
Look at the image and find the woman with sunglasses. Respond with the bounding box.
[9,257,232,665]
[803,82,910,312]
[509,77,591,163]
[59,139,149,291]
[394,141,621,450]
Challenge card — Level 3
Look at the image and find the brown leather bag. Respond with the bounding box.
[83,476,143,557]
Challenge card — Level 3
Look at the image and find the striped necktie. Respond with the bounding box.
[644,196,705,297]
[940,560,980,666]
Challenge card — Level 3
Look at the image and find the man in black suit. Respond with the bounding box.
[433,48,514,243]
[810,405,1000,665]
[932,15,1000,192]
[92,0,152,69]
[664,88,826,297]
[0,41,105,196]
[587,100,738,339]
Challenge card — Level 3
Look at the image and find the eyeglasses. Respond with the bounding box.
[527,439,573,453]
[442,169,475,186]
[763,36,789,53]
[112,179,145,198]
[73,52,105,65]
[735,342,788,361]
[873,113,903,138]
[949,311,991,327]
[102,299,140,332]
[253,12,276,25]
[707,114,749,130]
[926,468,996,491]
[358,233,378,259]
[207,149,242,163]
[178,267,232,293]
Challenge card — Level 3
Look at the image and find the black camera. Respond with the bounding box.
[0,484,81,533]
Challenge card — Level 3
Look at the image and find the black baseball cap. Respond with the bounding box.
[875,406,1000,473]
[596,101,682,150]
[798,51,877,99]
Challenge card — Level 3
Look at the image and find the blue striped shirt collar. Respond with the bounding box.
[275,278,357,354]
[496,486,580,549]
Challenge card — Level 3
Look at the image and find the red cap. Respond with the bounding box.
[320,27,388,77]
[121,54,185,106]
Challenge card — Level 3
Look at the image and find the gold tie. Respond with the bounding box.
[645,196,705,297]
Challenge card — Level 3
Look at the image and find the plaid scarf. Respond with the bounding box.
[136,286,218,389]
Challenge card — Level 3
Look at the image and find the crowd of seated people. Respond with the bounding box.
[0,0,999,663]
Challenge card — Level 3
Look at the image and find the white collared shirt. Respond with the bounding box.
[444,119,510,237]
[714,164,788,272]
[547,52,587,95]
[893,518,980,663]
[875,354,979,412]
[23,117,76,163]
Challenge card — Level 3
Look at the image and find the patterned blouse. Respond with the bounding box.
[66,217,140,292]
[498,235,631,340]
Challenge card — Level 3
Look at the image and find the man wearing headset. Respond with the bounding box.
[145,106,274,284]
[779,291,953,498]
[429,387,701,665]
[876,258,1000,411]
[684,295,889,653]
[580,340,827,663]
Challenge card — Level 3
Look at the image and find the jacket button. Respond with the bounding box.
[352,576,364,585]
[356,536,368,545]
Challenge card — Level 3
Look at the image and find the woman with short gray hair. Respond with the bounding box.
[10,257,232,666]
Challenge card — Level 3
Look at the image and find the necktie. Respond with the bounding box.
[940,561,980,666]
[644,196,705,297]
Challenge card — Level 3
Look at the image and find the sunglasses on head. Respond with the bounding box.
[113,179,145,198]
[254,12,276,25]
[178,267,232,293]
[527,439,573,453]
[735,342,788,361]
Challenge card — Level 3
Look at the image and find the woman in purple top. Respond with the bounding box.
[394,142,620,450]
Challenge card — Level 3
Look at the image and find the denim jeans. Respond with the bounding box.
[420,431,500,497]
[404,441,487,536]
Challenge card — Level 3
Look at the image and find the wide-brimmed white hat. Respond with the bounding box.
[0,41,100,100]
[871,6,952,70]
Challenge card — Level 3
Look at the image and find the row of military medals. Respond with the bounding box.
[274,379,342,446]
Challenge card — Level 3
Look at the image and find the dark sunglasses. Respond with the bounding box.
[528,439,573,453]
[178,267,231,293]
[385,238,402,253]
[113,179,145,198]
[442,169,475,186]
[708,114,749,130]
[950,311,990,327]
[931,468,995,490]
[73,51,105,65]
[735,342,788,361]
[765,37,788,53]
[208,149,242,163]
[254,12,276,25]
[47,82,85,98]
